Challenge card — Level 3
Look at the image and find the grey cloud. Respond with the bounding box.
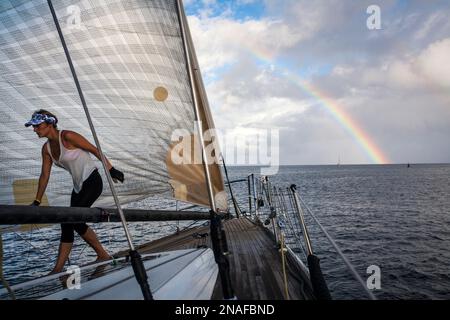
[264,0,450,68]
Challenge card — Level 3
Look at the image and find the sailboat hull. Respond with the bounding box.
[41,249,217,300]
[0,249,217,300]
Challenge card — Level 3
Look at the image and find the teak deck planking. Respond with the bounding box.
[136,217,314,300]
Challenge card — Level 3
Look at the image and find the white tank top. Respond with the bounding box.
[47,130,97,193]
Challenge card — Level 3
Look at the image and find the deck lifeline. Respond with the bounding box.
[133,217,315,300]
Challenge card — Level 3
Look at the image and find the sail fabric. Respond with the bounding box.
[0,0,227,211]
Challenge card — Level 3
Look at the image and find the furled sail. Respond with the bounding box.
[0,0,227,211]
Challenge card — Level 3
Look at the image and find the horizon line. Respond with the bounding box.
[224,162,450,167]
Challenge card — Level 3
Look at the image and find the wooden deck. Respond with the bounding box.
[135,217,315,300]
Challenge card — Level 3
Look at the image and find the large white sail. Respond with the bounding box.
[0,0,227,211]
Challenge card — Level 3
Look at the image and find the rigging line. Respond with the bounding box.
[282,199,300,245]
[276,189,297,244]
[31,224,58,259]
[285,193,302,236]
[221,154,241,218]
[296,193,377,300]
[257,178,265,218]
[284,210,308,260]
[107,212,113,249]
[252,174,258,217]
[286,188,302,232]
[263,179,272,207]
[76,243,88,260]
[180,220,207,233]
[265,185,308,273]
[25,225,35,269]
[287,217,308,261]
[76,227,92,261]
[9,229,54,265]
[11,230,41,252]
[290,186,314,256]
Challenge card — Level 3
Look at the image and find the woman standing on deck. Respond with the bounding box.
[25,109,125,274]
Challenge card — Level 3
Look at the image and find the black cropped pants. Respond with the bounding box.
[60,169,102,243]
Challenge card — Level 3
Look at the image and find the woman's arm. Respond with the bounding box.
[63,130,124,183]
[35,143,53,203]
[63,131,113,170]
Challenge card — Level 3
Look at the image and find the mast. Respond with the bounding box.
[176,0,235,299]
[47,0,152,300]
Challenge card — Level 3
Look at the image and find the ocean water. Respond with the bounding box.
[1,164,450,300]
[226,164,450,300]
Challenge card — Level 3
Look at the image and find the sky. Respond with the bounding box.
[183,0,450,165]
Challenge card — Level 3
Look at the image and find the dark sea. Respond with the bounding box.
[1,164,450,300]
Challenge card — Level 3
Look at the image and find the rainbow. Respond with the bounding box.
[289,75,390,164]
[239,43,390,164]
